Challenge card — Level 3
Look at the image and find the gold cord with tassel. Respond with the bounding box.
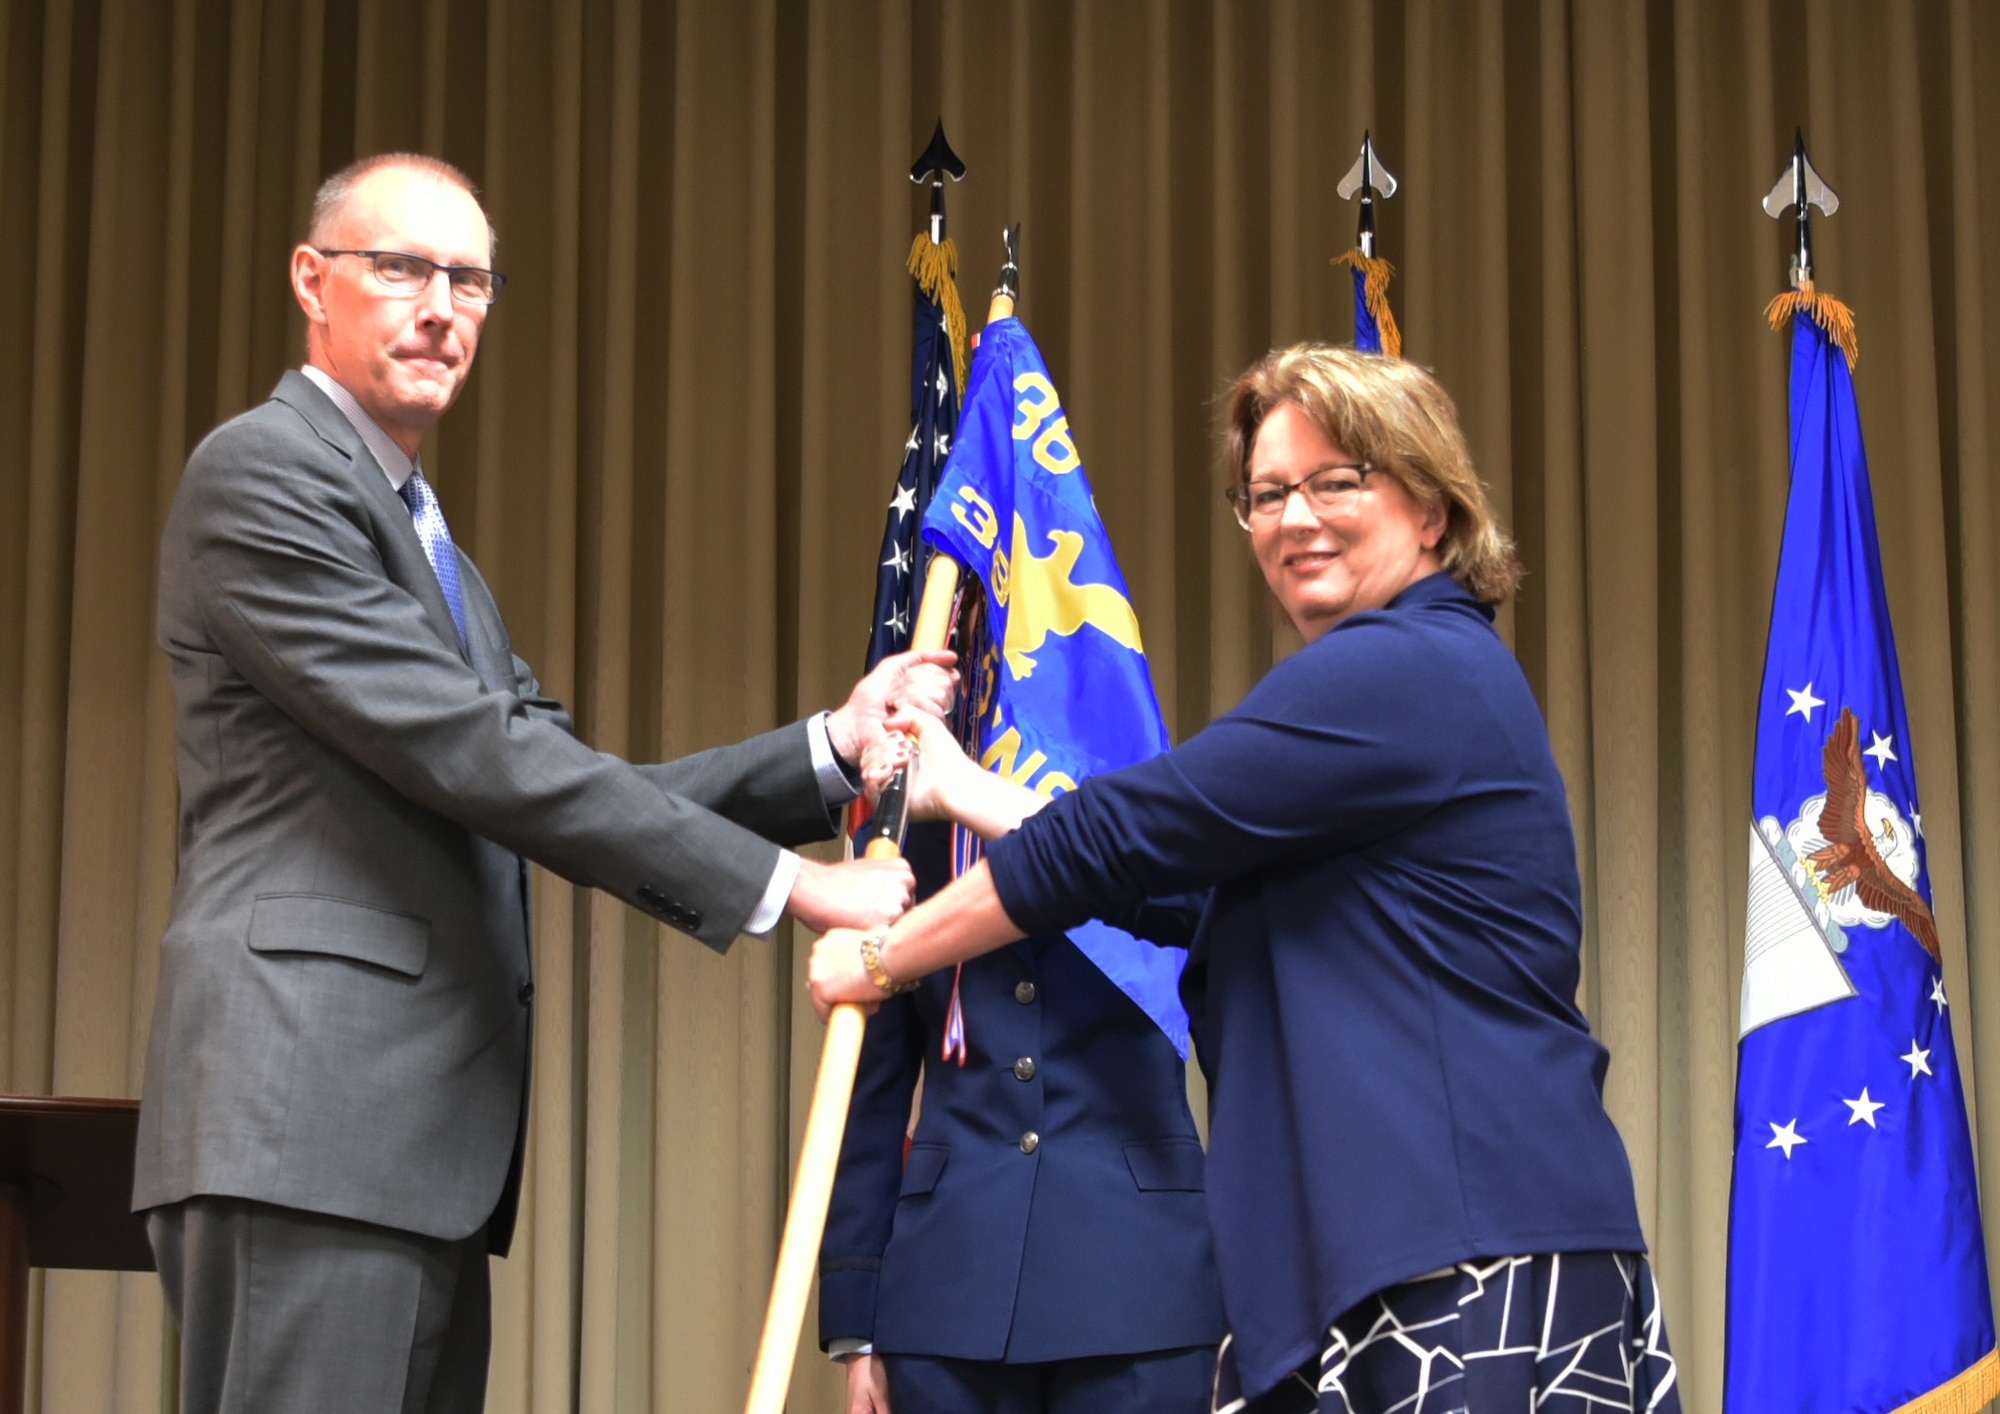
[1765,278,1859,370]
[1886,1348,2000,1414]
[1333,249,1403,359]
[908,233,969,397]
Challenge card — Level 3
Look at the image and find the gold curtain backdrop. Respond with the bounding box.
[1,1,1997,1409]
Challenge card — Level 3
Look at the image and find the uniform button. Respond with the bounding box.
[1012,1056,1036,1081]
[518,981,535,1005]
[1018,1131,1040,1154]
[1014,980,1037,1004]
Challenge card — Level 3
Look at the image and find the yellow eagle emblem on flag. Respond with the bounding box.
[996,512,1144,679]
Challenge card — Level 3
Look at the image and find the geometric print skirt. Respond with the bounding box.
[1211,1251,1682,1414]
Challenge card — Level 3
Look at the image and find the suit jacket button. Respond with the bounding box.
[1012,1056,1036,1081]
[1014,980,1037,1004]
[1018,1131,1039,1154]
[518,981,535,1005]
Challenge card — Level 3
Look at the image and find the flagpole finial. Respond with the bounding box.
[910,119,967,246]
[1334,132,1403,358]
[1337,131,1398,259]
[1763,129,1839,286]
[993,223,1021,308]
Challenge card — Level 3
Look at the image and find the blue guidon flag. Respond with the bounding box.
[1725,298,1997,1412]
[921,316,1188,1057]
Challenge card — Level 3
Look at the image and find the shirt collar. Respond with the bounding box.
[300,364,419,492]
[1388,570,1494,621]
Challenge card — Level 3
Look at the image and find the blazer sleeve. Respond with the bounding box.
[171,414,816,950]
[633,730,839,849]
[817,993,926,1346]
[988,617,1469,938]
[504,647,836,848]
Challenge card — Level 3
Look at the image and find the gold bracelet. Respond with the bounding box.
[859,932,917,995]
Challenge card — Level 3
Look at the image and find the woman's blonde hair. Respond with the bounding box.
[1223,344,1523,605]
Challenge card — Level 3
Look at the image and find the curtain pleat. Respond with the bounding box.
[2,4,1998,1411]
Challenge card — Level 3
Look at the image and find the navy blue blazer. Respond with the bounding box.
[818,917,1225,1363]
[988,573,1647,1401]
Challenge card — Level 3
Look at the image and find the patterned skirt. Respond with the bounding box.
[1211,1251,1681,1414]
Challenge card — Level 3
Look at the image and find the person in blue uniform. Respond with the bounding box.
[810,345,1680,1414]
[818,816,1225,1412]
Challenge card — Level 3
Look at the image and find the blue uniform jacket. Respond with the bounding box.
[818,919,1225,1363]
[988,573,1648,1401]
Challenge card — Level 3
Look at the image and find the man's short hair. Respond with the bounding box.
[307,153,497,258]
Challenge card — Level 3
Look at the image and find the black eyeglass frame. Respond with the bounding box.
[1225,461,1374,530]
[313,248,508,305]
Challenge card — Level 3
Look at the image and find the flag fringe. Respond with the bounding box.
[1765,279,1858,370]
[1886,1349,2000,1414]
[908,233,970,398]
[1334,249,1403,358]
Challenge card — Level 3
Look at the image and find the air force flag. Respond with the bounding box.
[921,317,1188,1056]
[1725,306,1996,1412]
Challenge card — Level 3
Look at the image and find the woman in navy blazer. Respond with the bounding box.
[812,346,1680,1414]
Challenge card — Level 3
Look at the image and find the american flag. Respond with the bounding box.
[866,259,961,669]
[855,239,969,1060]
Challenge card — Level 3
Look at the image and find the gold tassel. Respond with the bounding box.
[907,233,969,398]
[1886,1348,2000,1414]
[1333,249,1403,359]
[1764,278,1859,371]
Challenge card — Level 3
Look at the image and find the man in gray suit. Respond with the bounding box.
[136,152,947,1413]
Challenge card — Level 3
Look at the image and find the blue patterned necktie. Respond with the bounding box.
[398,468,469,649]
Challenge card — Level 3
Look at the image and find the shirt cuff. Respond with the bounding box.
[808,711,864,806]
[744,851,800,936]
[827,1339,873,1361]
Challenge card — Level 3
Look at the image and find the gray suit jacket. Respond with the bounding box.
[136,371,836,1252]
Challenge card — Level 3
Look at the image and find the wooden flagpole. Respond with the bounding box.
[741,267,1014,1414]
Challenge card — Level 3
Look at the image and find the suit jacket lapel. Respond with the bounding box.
[273,371,474,666]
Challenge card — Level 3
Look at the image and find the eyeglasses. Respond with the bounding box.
[314,249,507,305]
[1226,463,1372,530]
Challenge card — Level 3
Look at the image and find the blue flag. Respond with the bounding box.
[1350,264,1387,355]
[920,317,1188,1056]
[1334,250,1401,359]
[1725,307,1997,1411]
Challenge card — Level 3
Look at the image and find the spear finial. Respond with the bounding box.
[1334,133,1403,356]
[1337,131,1399,259]
[1762,131,1856,368]
[1763,128,1840,286]
[910,118,967,246]
[994,223,1021,304]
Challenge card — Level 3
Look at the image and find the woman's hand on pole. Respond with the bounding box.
[883,707,1050,840]
[809,928,886,1022]
[858,730,916,807]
